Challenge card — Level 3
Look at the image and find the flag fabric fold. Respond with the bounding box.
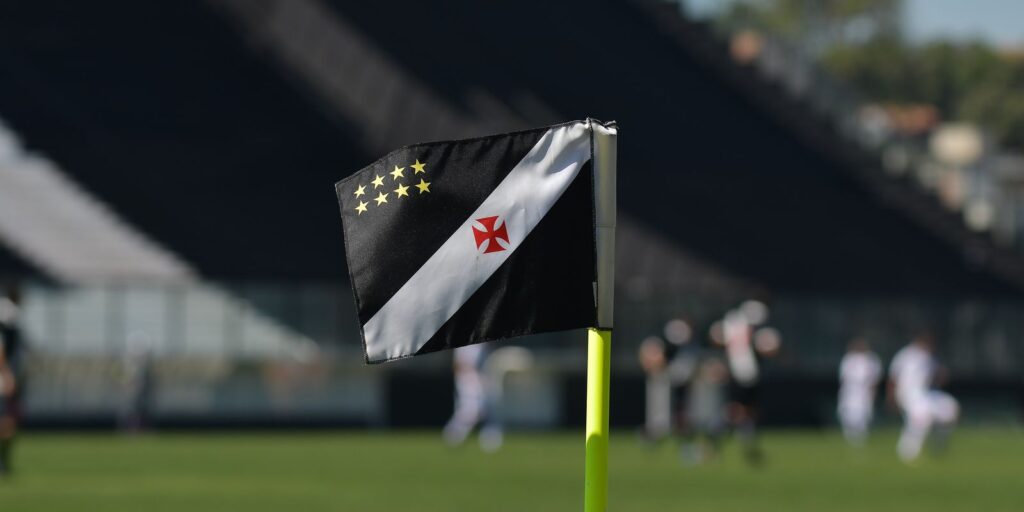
[336,119,615,363]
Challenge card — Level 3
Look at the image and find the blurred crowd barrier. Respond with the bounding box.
[11,282,1024,428]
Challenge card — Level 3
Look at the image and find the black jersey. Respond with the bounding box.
[1,322,22,372]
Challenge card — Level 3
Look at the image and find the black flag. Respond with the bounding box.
[337,120,616,363]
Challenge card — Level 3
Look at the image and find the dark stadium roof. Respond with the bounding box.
[0,0,366,279]
[0,0,1020,295]
[0,246,35,281]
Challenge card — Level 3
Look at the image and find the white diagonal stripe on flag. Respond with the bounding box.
[363,122,592,362]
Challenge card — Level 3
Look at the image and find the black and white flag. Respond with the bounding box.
[336,120,616,363]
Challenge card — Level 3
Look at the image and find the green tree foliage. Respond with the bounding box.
[718,0,1024,151]
[822,39,1024,150]
[719,0,903,50]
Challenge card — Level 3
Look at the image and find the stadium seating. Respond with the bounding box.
[1,0,1021,296]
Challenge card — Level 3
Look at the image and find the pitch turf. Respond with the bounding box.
[0,429,1020,511]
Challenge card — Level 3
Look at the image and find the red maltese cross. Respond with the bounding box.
[472,216,510,254]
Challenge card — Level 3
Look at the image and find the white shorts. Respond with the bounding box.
[838,398,873,424]
[902,390,959,426]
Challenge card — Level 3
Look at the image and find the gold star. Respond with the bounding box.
[374,191,388,205]
[355,201,368,215]
[371,175,385,188]
[415,178,431,194]
[353,184,366,197]
[390,165,405,180]
[410,159,427,174]
[394,183,410,198]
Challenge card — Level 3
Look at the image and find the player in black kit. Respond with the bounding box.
[0,284,24,476]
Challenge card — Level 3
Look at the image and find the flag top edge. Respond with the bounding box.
[334,119,611,189]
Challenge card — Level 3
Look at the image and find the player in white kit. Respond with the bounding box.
[837,338,881,446]
[887,333,959,462]
[443,344,494,449]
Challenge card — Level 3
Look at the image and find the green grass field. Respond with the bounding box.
[0,429,1020,511]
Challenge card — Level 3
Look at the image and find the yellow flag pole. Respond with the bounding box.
[586,119,616,512]
[585,328,612,512]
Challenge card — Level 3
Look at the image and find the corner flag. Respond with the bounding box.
[336,119,616,364]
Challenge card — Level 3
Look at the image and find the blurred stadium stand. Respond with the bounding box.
[0,0,1021,428]
[0,120,193,283]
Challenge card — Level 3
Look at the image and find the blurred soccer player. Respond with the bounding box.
[662,318,706,463]
[887,333,959,462]
[684,356,729,463]
[722,301,778,466]
[0,284,23,475]
[638,318,699,438]
[443,344,487,448]
[638,335,670,442]
[479,346,533,452]
[118,332,154,433]
[837,338,882,446]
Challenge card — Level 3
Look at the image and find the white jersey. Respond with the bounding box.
[0,297,18,326]
[453,344,486,370]
[723,311,758,385]
[889,344,935,406]
[839,351,881,404]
